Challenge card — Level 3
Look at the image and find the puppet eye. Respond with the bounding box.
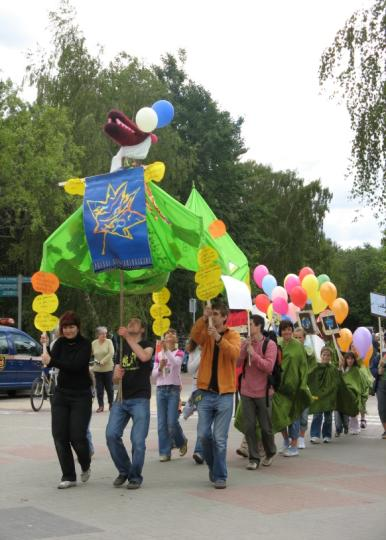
[135,107,158,132]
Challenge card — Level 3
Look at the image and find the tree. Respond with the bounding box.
[319,0,386,219]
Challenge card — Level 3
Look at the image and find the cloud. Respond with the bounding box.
[0,11,32,48]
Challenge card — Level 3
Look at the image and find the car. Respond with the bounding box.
[0,324,42,395]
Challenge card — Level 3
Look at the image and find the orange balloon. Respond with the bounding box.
[363,345,373,367]
[208,220,227,239]
[337,328,353,352]
[31,271,60,294]
[319,281,337,306]
[331,298,349,325]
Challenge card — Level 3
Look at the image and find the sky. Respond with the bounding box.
[0,0,382,250]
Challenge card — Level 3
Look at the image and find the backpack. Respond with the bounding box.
[263,337,282,392]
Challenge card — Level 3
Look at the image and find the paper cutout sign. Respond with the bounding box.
[34,313,59,332]
[32,293,59,314]
[31,271,60,294]
[197,246,219,268]
[150,303,172,319]
[196,281,224,301]
[208,219,226,239]
[152,317,171,337]
[152,287,171,305]
[194,265,222,284]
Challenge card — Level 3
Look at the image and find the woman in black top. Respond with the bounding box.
[41,311,93,489]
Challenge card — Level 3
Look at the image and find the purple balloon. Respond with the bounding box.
[352,327,372,359]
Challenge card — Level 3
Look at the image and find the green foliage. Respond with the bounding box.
[319,0,386,219]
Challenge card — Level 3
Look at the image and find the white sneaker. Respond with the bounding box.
[80,469,91,482]
[246,461,259,470]
[283,446,299,457]
[262,453,277,467]
[279,439,290,454]
[323,437,332,443]
[58,480,77,489]
[310,437,321,444]
[298,436,306,449]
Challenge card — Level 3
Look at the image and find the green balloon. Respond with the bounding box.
[317,274,330,286]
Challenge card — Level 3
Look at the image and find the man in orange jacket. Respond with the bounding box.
[190,299,240,489]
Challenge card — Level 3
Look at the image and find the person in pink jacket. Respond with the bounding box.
[152,329,188,461]
[237,315,277,470]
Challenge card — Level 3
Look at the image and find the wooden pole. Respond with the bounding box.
[117,270,124,402]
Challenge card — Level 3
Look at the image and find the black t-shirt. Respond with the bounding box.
[208,332,225,393]
[121,339,153,399]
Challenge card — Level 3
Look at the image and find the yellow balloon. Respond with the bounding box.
[319,281,337,306]
[197,246,219,267]
[152,287,171,305]
[331,298,349,325]
[310,292,328,315]
[32,293,59,314]
[144,161,165,183]
[195,265,222,284]
[301,274,319,297]
[34,312,59,332]
[150,303,172,319]
[152,317,170,337]
[266,303,273,321]
[337,328,353,352]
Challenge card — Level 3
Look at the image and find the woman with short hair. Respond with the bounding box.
[92,326,115,412]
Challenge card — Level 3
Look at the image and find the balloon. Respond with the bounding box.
[317,274,330,286]
[337,328,353,352]
[253,265,269,288]
[271,286,288,301]
[135,107,158,132]
[331,298,349,324]
[255,294,270,313]
[310,292,328,314]
[299,266,314,282]
[272,297,288,315]
[319,281,337,306]
[363,345,373,367]
[290,286,308,309]
[262,274,277,298]
[266,303,273,321]
[287,302,300,323]
[284,274,300,294]
[301,274,319,297]
[352,327,372,359]
[152,100,174,128]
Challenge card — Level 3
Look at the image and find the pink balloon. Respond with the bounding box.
[272,297,289,315]
[284,275,300,294]
[299,266,314,282]
[287,302,300,323]
[271,286,288,301]
[253,265,269,288]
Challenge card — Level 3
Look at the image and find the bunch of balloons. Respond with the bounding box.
[253,264,349,326]
[135,100,174,133]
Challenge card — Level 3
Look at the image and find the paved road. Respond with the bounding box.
[0,377,385,540]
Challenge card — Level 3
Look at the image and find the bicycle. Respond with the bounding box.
[30,367,57,412]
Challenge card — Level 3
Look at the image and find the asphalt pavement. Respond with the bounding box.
[0,373,385,540]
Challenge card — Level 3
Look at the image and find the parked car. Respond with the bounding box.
[0,324,42,395]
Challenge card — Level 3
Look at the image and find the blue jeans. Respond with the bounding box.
[106,398,150,484]
[300,407,309,433]
[287,419,300,441]
[197,391,234,482]
[311,411,332,439]
[156,385,186,456]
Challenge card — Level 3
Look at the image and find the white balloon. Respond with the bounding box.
[135,107,158,133]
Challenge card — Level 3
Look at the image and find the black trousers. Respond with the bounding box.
[241,395,277,462]
[51,388,92,481]
[94,370,114,407]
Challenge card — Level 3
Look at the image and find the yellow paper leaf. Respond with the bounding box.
[64,178,85,196]
[195,265,222,284]
[152,287,171,305]
[152,317,171,337]
[144,161,165,183]
[34,313,59,332]
[196,281,224,301]
[32,293,59,314]
[197,246,219,267]
[150,303,172,319]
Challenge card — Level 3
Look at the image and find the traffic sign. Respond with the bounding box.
[0,288,18,297]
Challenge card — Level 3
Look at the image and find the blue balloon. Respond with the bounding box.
[152,100,174,128]
[262,274,277,299]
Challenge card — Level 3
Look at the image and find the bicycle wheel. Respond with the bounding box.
[30,377,45,411]
[47,379,56,405]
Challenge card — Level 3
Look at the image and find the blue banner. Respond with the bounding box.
[83,168,153,272]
